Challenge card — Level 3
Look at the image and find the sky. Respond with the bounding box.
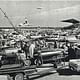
[0,0,80,27]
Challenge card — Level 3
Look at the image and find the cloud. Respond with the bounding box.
[0,0,79,1]
[0,1,80,27]
[30,5,80,27]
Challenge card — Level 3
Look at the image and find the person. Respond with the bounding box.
[54,41,57,48]
[17,50,30,66]
[29,41,35,65]
[62,44,68,62]
[35,39,41,48]
[20,40,24,50]
[68,43,76,61]
[73,44,78,59]
[29,41,35,58]
[39,39,45,48]
[35,39,44,49]
[2,40,5,46]
[63,44,68,52]
[17,41,30,66]
[23,42,29,59]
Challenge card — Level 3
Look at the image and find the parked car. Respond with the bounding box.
[69,59,80,72]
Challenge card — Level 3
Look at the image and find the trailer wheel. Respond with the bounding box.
[14,73,24,80]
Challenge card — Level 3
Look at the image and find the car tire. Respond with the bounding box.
[14,73,24,80]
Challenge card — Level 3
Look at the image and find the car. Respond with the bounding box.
[69,59,80,72]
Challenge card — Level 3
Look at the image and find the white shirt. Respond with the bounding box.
[29,43,35,58]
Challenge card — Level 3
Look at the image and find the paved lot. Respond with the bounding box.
[0,63,80,80]
[29,63,80,80]
[33,73,80,80]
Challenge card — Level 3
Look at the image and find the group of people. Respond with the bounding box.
[19,39,46,65]
[19,38,80,65]
[62,42,78,61]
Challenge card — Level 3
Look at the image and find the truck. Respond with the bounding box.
[0,47,37,80]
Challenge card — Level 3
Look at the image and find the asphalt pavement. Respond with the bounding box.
[29,63,80,80]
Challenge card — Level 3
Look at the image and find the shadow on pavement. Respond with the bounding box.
[57,68,80,75]
[29,71,57,80]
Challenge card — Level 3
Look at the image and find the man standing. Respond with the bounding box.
[68,44,76,61]
[29,41,35,65]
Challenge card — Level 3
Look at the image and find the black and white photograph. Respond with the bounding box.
[0,0,80,80]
